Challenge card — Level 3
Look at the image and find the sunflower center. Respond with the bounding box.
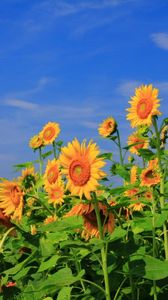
[134,138,144,150]
[47,166,59,184]
[52,188,62,198]
[107,121,113,128]
[69,160,90,186]
[43,127,55,140]
[11,186,21,207]
[145,170,154,179]
[85,210,107,227]
[137,99,153,119]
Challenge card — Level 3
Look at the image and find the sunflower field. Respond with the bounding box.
[1,84,168,300]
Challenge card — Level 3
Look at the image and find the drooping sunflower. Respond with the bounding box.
[29,134,43,149]
[125,188,145,211]
[18,167,37,191]
[44,215,57,225]
[0,209,11,228]
[59,138,106,199]
[47,181,64,206]
[0,180,24,220]
[128,131,148,155]
[66,202,115,240]
[129,202,145,211]
[43,159,61,190]
[124,187,139,200]
[126,84,161,127]
[98,117,117,138]
[140,158,160,187]
[40,122,60,145]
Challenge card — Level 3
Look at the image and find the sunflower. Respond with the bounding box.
[124,187,139,200]
[130,165,138,184]
[44,215,57,225]
[40,122,60,145]
[29,134,43,149]
[144,190,153,200]
[160,125,168,148]
[43,159,61,190]
[140,159,160,187]
[98,117,117,138]
[0,180,24,220]
[18,167,37,191]
[47,181,64,206]
[59,138,106,200]
[128,131,148,155]
[126,84,161,128]
[129,202,145,211]
[0,209,11,228]
[125,188,145,211]
[66,202,115,240]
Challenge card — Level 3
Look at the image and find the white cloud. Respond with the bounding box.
[151,32,168,50]
[116,80,141,97]
[156,81,168,93]
[3,99,39,110]
[37,0,133,17]
[81,121,98,129]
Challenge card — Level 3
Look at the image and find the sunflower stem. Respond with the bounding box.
[93,197,111,300]
[52,141,57,159]
[116,129,124,166]
[38,147,43,176]
[82,279,105,294]
[151,187,158,300]
[0,227,15,253]
[152,116,168,260]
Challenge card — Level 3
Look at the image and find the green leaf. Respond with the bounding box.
[38,255,59,272]
[40,237,55,257]
[137,149,155,160]
[46,231,68,243]
[41,150,53,159]
[144,256,168,280]
[39,216,83,233]
[97,152,113,160]
[114,164,130,181]
[3,251,37,275]
[57,287,72,300]
[109,186,126,196]
[108,227,126,242]
[13,266,32,280]
[13,161,36,171]
[55,140,64,147]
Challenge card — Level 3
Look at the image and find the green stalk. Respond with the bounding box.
[152,117,168,260]
[93,198,111,300]
[82,279,105,294]
[29,194,54,216]
[151,189,157,300]
[71,248,86,292]
[116,128,135,298]
[38,147,43,176]
[52,141,57,159]
[116,129,124,166]
[0,227,15,253]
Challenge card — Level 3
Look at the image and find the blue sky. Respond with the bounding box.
[0,0,168,179]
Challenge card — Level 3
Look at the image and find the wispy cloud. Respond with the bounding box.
[151,32,168,50]
[3,99,39,110]
[81,121,98,129]
[36,0,134,17]
[116,80,141,97]
[2,77,56,99]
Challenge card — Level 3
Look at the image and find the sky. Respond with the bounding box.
[0,0,168,179]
